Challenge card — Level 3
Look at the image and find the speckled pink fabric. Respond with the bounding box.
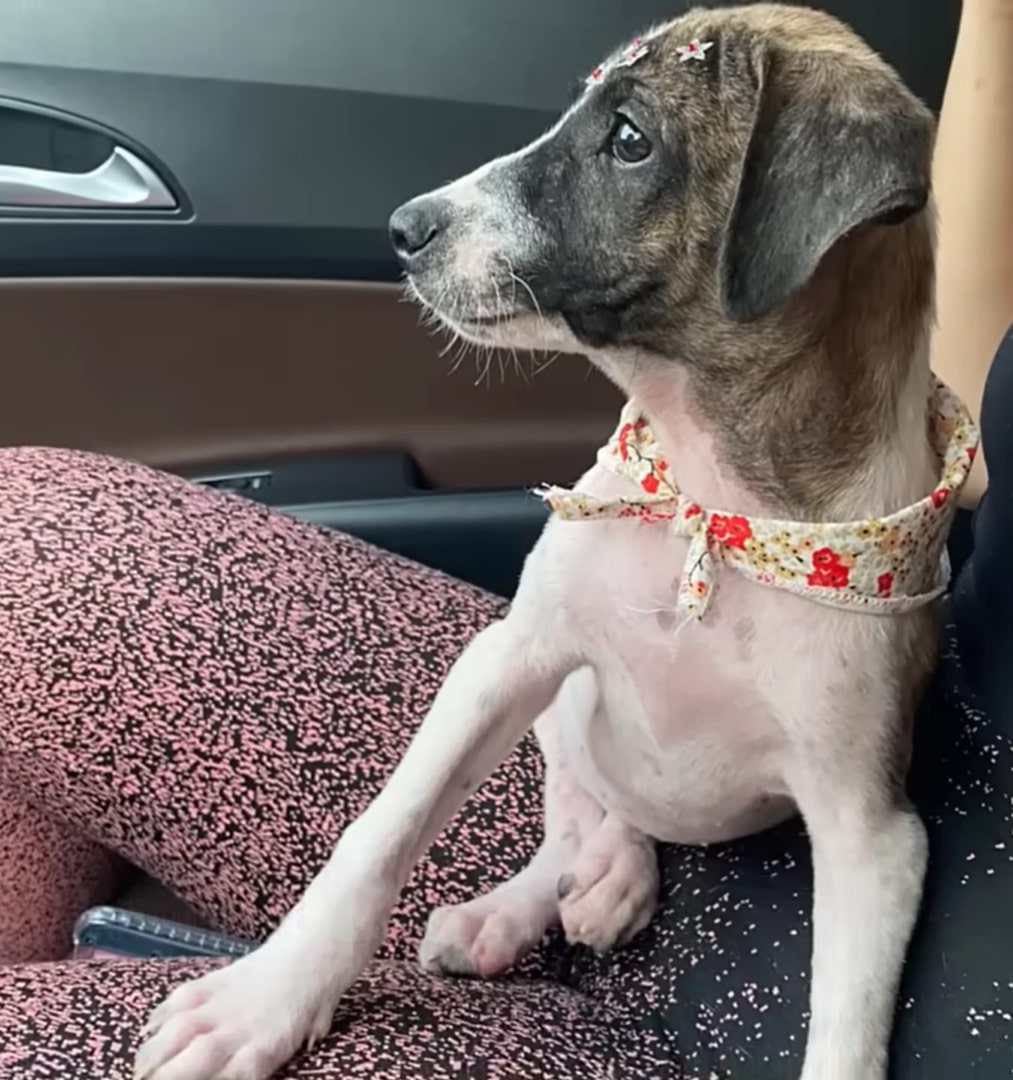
[0,959,651,1080]
[0,447,675,1079]
[0,446,534,952]
[0,782,122,962]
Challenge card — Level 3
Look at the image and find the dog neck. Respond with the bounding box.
[596,216,938,522]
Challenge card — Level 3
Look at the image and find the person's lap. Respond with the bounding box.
[0,446,1011,1078]
[0,958,662,1080]
[0,448,663,1078]
[0,446,536,955]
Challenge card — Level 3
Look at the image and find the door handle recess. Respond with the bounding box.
[0,146,176,210]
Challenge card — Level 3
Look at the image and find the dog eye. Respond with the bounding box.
[610,116,652,164]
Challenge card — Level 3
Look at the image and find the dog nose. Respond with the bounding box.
[389,198,447,265]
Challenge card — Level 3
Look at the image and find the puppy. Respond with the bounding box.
[136,5,979,1080]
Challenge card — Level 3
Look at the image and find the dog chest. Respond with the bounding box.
[537,518,803,845]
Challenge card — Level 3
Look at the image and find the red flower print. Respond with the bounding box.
[641,472,660,495]
[811,547,840,570]
[808,564,851,588]
[877,572,894,598]
[806,547,850,588]
[930,487,948,509]
[967,446,977,462]
[684,503,702,519]
[617,422,633,461]
[707,513,752,550]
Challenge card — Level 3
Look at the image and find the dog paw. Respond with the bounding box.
[420,888,557,979]
[134,951,334,1080]
[558,828,659,952]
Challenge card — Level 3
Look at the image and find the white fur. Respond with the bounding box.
[135,74,938,1080]
[134,333,935,1080]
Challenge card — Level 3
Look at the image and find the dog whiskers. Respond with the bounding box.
[489,270,510,385]
[504,261,544,324]
[407,263,556,388]
[530,351,560,377]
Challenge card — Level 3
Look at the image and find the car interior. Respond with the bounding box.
[0,0,967,950]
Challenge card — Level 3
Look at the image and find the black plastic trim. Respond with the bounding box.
[282,490,548,598]
[0,220,393,280]
[190,452,423,504]
[0,67,553,281]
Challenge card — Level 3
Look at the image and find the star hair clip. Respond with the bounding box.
[585,36,651,89]
[677,38,714,63]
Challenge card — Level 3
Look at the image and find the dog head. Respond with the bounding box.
[389,4,933,366]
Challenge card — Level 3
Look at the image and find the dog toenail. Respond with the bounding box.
[556,874,576,899]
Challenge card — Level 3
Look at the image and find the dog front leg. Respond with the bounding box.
[419,668,659,977]
[135,614,578,1080]
[419,685,607,978]
[790,759,928,1080]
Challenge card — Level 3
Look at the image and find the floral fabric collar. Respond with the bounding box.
[537,377,979,620]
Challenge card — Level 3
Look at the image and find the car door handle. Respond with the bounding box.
[0,146,177,210]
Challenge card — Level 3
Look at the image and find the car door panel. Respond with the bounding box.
[0,278,615,592]
[0,71,548,279]
[0,0,960,593]
[0,279,619,484]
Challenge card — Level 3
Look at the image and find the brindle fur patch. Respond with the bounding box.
[591,5,935,518]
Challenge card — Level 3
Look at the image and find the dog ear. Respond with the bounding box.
[719,55,934,321]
